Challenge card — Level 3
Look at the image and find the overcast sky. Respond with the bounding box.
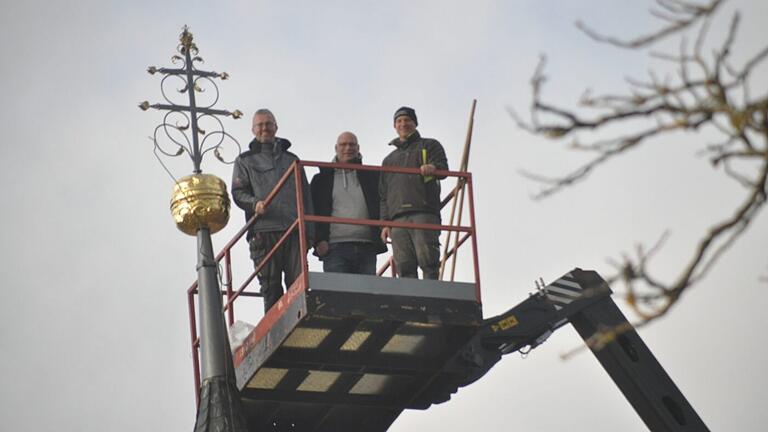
[1,0,766,431]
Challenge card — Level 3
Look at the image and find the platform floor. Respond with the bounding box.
[233,272,482,432]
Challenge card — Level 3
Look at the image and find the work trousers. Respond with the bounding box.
[322,242,377,275]
[390,212,440,279]
[249,231,302,313]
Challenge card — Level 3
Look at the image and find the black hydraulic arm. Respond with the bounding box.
[459,268,709,432]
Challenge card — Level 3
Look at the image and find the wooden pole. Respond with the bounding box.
[439,99,476,279]
[449,181,467,281]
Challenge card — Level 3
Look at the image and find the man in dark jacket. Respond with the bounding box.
[379,107,448,279]
[310,131,387,274]
[231,109,314,312]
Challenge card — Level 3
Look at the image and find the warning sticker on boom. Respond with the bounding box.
[491,315,519,332]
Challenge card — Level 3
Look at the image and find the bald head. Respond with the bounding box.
[335,131,360,163]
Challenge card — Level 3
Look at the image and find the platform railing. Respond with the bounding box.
[186,160,480,402]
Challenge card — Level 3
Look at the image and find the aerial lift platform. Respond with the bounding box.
[186,161,708,431]
[233,273,480,431]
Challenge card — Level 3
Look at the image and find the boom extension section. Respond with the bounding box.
[448,268,709,432]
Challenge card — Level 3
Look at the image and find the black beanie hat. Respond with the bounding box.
[393,106,418,126]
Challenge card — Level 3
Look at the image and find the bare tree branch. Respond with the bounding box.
[515,0,768,327]
[575,0,724,49]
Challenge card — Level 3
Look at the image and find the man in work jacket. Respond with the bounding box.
[379,106,448,279]
[310,131,387,274]
[231,109,314,313]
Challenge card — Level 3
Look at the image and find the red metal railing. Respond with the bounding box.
[186,160,481,403]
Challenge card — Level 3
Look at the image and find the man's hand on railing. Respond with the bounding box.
[315,240,329,257]
[254,201,267,215]
[381,227,391,243]
[420,164,436,176]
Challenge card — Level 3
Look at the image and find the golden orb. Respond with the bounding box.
[171,174,230,236]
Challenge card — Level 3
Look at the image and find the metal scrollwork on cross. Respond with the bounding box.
[140,25,241,174]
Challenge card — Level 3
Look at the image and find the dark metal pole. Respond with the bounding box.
[142,25,247,431]
[196,228,230,379]
[187,287,201,404]
[193,227,248,432]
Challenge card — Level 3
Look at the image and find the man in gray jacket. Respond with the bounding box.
[380,107,448,279]
[231,109,314,312]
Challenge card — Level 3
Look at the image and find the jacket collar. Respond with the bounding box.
[247,137,292,153]
[320,154,363,174]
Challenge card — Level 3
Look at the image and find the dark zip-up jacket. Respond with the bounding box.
[231,137,314,241]
[310,156,388,254]
[379,131,448,220]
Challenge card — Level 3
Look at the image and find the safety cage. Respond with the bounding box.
[186,160,482,431]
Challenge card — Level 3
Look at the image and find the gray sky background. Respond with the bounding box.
[1,0,766,430]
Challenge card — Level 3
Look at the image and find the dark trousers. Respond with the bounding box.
[322,242,377,275]
[249,231,302,313]
[390,212,440,279]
